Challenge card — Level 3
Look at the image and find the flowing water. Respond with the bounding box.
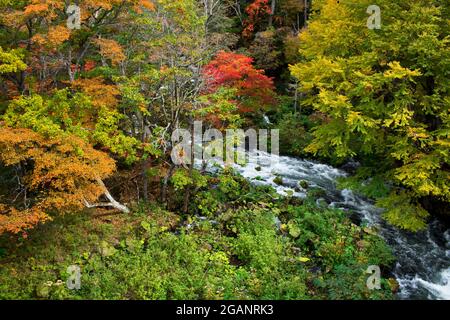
[201,151,450,300]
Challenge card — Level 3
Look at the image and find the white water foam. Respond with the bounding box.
[416,269,450,300]
[198,151,450,300]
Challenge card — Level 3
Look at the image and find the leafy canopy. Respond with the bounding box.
[290,0,450,231]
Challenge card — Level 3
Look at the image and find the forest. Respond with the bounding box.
[0,0,448,300]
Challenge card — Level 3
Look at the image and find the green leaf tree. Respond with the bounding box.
[290,0,450,231]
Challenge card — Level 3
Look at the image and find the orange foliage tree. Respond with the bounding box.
[0,0,155,91]
[0,126,131,235]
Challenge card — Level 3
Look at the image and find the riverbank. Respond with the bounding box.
[0,168,396,300]
[218,151,449,300]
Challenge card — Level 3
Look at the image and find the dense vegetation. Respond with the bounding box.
[290,0,450,231]
[0,169,396,300]
[0,0,448,300]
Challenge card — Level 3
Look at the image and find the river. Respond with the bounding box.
[202,151,450,300]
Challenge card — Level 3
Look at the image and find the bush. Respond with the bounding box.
[0,170,396,300]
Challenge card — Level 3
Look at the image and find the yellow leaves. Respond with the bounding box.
[405,127,431,149]
[297,0,364,59]
[394,153,445,198]
[383,61,421,80]
[407,127,430,140]
[47,25,71,46]
[0,205,51,235]
[434,138,450,148]
[0,47,27,74]
[383,109,414,128]
[290,57,344,91]
[346,111,379,135]
[416,182,440,196]
[72,77,120,108]
[378,191,429,232]
[330,136,344,147]
[346,110,380,138]
[346,111,363,123]
[316,89,351,117]
[0,127,116,235]
[23,2,49,16]
[304,142,322,155]
[94,38,126,66]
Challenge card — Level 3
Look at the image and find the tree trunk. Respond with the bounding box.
[304,0,309,27]
[268,0,276,27]
[182,122,196,213]
[84,177,130,214]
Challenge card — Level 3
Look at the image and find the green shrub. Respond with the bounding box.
[0,169,395,300]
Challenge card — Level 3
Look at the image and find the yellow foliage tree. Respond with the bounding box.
[0,126,129,235]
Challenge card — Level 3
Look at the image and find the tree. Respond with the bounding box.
[242,0,272,38]
[290,0,450,231]
[0,47,27,75]
[0,46,27,102]
[0,127,123,235]
[0,0,155,89]
[203,51,276,114]
[247,29,283,71]
[2,90,153,165]
[0,0,164,205]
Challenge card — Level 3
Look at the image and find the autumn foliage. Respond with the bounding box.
[243,0,272,38]
[0,127,115,235]
[203,51,276,113]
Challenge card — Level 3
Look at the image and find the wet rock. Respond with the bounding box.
[273,176,284,186]
[339,159,361,174]
[298,180,309,189]
[388,278,400,293]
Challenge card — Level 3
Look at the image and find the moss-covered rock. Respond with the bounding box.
[299,180,309,189]
[273,176,284,186]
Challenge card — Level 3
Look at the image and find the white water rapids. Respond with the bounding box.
[199,151,450,300]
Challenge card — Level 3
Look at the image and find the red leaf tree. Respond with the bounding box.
[202,51,276,113]
[243,0,272,38]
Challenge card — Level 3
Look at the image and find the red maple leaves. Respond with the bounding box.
[243,0,272,38]
[203,51,276,113]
